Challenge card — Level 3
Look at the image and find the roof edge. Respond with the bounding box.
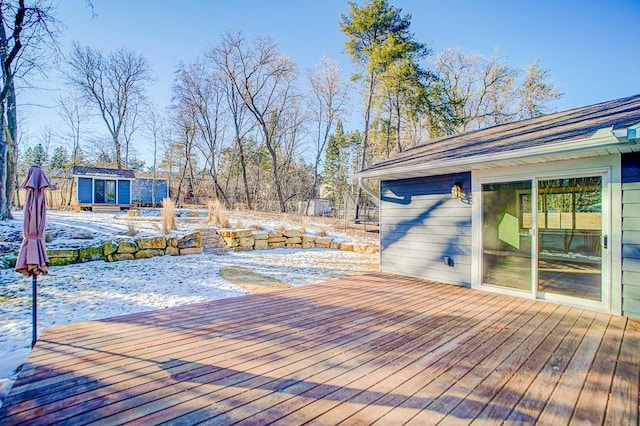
[356,129,623,180]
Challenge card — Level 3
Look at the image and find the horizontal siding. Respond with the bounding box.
[621,152,640,318]
[380,172,472,286]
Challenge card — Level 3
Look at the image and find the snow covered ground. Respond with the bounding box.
[0,209,379,408]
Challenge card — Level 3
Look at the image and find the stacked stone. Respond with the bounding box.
[46,232,204,265]
[196,227,231,254]
[218,229,254,252]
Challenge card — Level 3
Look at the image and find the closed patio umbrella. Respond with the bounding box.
[15,165,51,348]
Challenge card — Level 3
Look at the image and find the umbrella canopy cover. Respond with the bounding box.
[15,166,51,277]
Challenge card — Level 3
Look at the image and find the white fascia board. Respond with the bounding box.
[357,130,623,180]
[72,174,134,180]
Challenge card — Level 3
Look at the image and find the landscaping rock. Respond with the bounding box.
[135,249,165,259]
[330,242,340,250]
[253,232,269,241]
[107,253,135,262]
[302,241,315,249]
[78,246,104,262]
[268,242,285,249]
[286,237,302,244]
[217,229,233,238]
[117,241,138,254]
[254,239,269,250]
[283,229,302,238]
[268,236,286,243]
[165,246,179,256]
[0,254,17,269]
[180,247,202,255]
[167,236,178,248]
[239,236,254,247]
[102,241,118,256]
[47,249,78,259]
[285,243,302,249]
[315,237,333,246]
[178,232,202,249]
[136,236,167,250]
[223,237,240,248]
[49,257,77,267]
[128,209,141,217]
[340,243,355,252]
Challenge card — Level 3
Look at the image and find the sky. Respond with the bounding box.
[18,0,640,165]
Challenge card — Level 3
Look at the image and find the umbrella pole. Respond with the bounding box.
[32,274,37,348]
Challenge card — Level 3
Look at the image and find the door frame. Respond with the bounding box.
[471,155,621,314]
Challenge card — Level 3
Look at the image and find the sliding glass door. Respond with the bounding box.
[481,180,532,292]
[480,173,606,306]
[537,176,602,301]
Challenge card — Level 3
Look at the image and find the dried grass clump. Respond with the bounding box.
[207,199,230,228]
[126,223,139,236]
[161,198,177,234]
[317,227,328,237]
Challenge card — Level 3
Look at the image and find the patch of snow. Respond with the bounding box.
[0,248,378,409]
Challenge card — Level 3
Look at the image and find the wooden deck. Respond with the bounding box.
[1,273,639,425]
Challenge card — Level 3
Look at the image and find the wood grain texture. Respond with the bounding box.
[1,272,638,425]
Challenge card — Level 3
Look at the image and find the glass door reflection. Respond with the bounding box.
[537,176,602,301]
[482,180,532,292]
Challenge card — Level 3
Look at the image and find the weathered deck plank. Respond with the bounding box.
[1,272,638,425]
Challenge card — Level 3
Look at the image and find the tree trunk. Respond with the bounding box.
[268,144,286,212]
[0,101,8,220]
[236,137,252,210]
[356,72,376,220]
[4,78,16,218]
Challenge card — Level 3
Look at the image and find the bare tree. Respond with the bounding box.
[67,43,152,169]
[304,57,349,215]
[145,103,165,207]
[211,32,297,213]
[172,108,198,206]
[173,60,229,206]
[57,94,86,204]
[209,44,257,210]
[0,0,59,219]
[517,60,561,120]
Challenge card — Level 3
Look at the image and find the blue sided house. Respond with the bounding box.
[72,166,135,210]
[357,94,640,318]
[73,166,169,210]
[131,173,169,207]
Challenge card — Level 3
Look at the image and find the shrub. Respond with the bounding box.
[161,198,177,234]
[207,199,230,228]
[126,223,139,236]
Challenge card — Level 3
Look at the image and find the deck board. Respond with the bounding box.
[1,272,639,425]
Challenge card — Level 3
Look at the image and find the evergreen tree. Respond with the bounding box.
[49,146,68,172]
[323,120,359,209]
[22,144,48,169]
[340,0,426,218]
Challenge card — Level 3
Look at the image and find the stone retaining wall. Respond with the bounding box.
[46,232,203,266]
[217,229,379,254]
[1,227,379,269]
